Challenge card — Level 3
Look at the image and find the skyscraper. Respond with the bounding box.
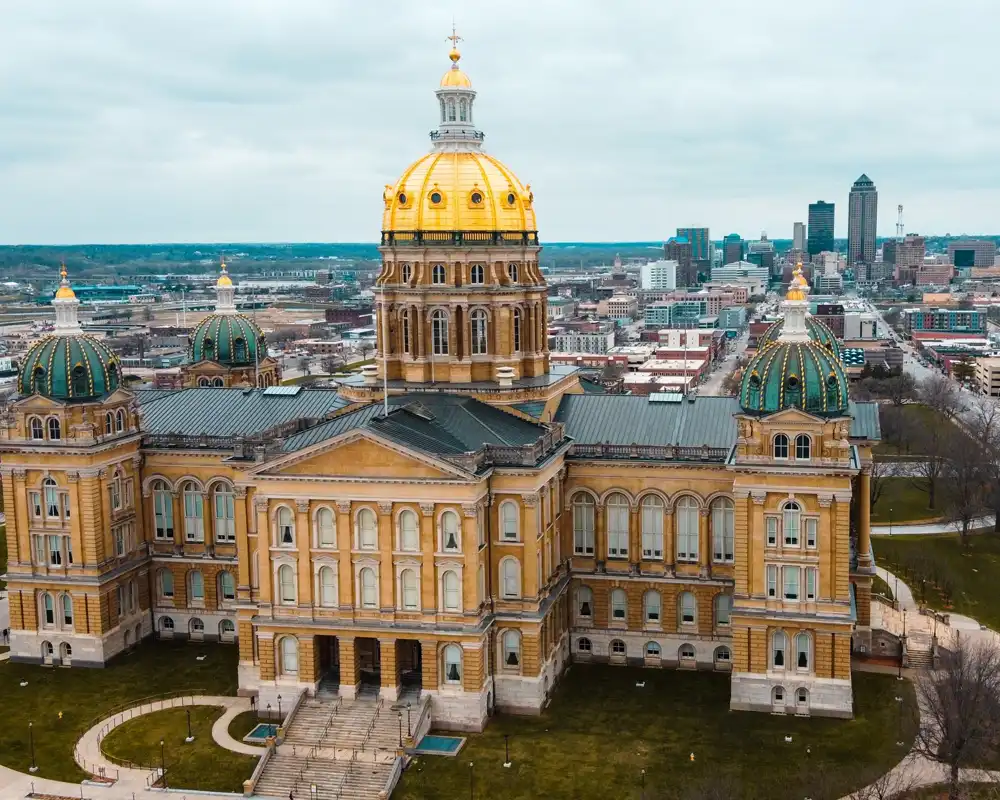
[807,201,835,256]
[793,222,806,251]
[848,174,878,265]
[664,237,696,286]
[722,233,743,265]
[676,227,710,261]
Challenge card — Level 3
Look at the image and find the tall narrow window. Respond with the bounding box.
[572,493,595,555]
[110,470,123,511]
[806,517,818,548]
[442,570,460,612]
[500,501,519,541]
[470,309,488,355]
[278,564,295,605]
[280,637,298,676]
[317,508,336,548]
[795,434,811,460]
[606,493,629,558]
[360,567,377,608]
[319,567,336,607]
[213,484,235,543]
[715,594,732,626]
[402,312,410,354]
[772,631,787,668]
[220,571,236,602]
[189,571,205,603]
[29,417,44,440]
[503,630,521,668]
[641,495,664,559]
[105,412,114,435]
[48,535,63,566]
[512,308,522,352]
[160,569,174,598]
[277,507,294,546]
[796,633,810,669]
[711,497,735,562]
[116,409,125,432]
[62,594,74,627]
[507,263,519,282]
[678,591,696,625]
[443,644,462,683]
[401,263,412,283]
[676,496,699,561]
[43,594,54,626]
[773,433,789,459]
[783,566,800,601]
[33,368,46,395]
[502,558,520,599]
[805,567,817,601]
[783,502,801,546]
[153,481,173,539]
[471,263,484,284]
[183,483,204,542]
[766,564,777,598]
[47,417,61,440]
[401,568,418,610]
[644,591,661,624]
[611,588,627,620]
[432,264,446,284]
[399,510,418,551]
[431,310,449,355]
[766,516,777,546]
[577,586,593,619]
[44,478,60,518]
[441,511,460,552]
[358,508,377,549]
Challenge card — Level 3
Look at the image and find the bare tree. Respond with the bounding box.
[320,355,342,375]
[848,757,918,799]
[915,639,1000,800]
[296,356,311,376]
[880,405,912,455]
[909,417,950,511]
[869,458,893,509]
[942,430,990,548]
[142,305,153,322]
[968,397,1000,534]
[920,374,962,419]
[884,372,917,407]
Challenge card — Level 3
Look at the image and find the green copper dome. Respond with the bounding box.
[17,335,122,401]
[740,340,849,417]
[189,313,265,366]
[759,316,841,359]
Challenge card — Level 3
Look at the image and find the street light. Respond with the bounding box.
[503,734,511,768]
[641,768,646,800]
[277,695,283,723]
[895,696,905,746]
[397,712,403,748]
[28,721,37,773]
[160,740,166,789]
[406,703,412,737]
[185,708,194,743]
[469,761,474,800]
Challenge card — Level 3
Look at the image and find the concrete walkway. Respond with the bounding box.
[873,514,995,536]
[876,566,917,611]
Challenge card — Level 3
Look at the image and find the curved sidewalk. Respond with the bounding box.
[873,514,994,536]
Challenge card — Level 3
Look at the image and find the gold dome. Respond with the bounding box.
[382,151,536,233]
[54,264,76,300]
[440,65,473,88]
[786,262,809,301]
[217,257,233,287]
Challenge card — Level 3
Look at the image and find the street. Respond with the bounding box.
[701,329,749,396]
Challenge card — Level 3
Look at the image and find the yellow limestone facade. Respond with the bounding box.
[0,40,875,727]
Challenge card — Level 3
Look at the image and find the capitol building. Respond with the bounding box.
[0,40,878,726]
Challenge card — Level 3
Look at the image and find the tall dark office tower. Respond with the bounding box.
[848,174,878,265]
[664,237,696,286]
[676,227,710,261]
[722,233,743,264]
[807,201,835,256]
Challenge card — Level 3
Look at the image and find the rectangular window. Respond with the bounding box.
[806,567,817,601]
[766,517,777,547]
[48,535,63,566]
[66,537,73,565]
[124,479,134,509]
[215,493,236,543]
[784,512,799,546]
[573,502,595,555]
[641,505,663,559]
[61,493,71,520]
[607,505,629,558]
[34,535,46,566]
[114,526,125,557]
[766,564,777,599]
[154,491,173,539]
[806,518,818,549]
[783,566,800,601]
[30,491,42,519]
[677,506,699,561]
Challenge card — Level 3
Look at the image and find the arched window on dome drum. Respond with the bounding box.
[212,378,224,387]
[773,433,789,459]
[470,310,488,355]
[795,434,811,460]
[203,338,214,359]
[432,311,449,355]
[47,417,61,441]
[29,417,43,440]
[72,365,88,396]
[116,409,125,432]
[105,412,113,435]
[512,308,522,353]
[747,372,761,407]
[233,338,247,362]
[401,263,412,283]
[459,98,467,121]
[470,264,484,284]
[446,99,456,122]
[33,367,46,395]
[432,264,446,284]
[508,263,519,283]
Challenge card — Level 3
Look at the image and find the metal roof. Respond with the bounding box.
[511,401,546,419]
[137,388,350,438]
[848,401,881,441]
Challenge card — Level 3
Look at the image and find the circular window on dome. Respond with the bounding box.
[786,375,800,391]
[430,191,443,205]
[397,192,407,205]
[470,191,483,205]
[506,192,516,205]
[827,373,839,388]
[749,374,761,388]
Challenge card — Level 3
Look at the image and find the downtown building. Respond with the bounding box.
[847,175,878,267]
[807,202,835,257]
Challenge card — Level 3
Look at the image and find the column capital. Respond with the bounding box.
[751,491,767,506]
[521,493,539,507]
[335,500,352,514]
[377,501,394,515]
[234,486,248,498]
[419,502,435,517]
[461,504,479,518]
[296,500,310,513]
[254,497,269,513]
[65,471,80,484]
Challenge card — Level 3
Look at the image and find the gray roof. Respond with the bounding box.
[848,401,881,441]
[137,387,350,437]
[555,395,739,449]
[512,401,546,419]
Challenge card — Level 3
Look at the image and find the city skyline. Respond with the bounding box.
[2,1,999,244]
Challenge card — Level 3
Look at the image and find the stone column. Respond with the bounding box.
[335,501,353,607]
[629,505,641,568]
[338,635,359,699]
[420,639,439,691]
[750,492,766,595]
[522,495,539,597]
[296,500,312,607]
[819,497,833,600]
[172,491,184,549]
[11,468,28,566]
[858,467,872,567]
[202,490,214,546]
[663,502,675,572]
[378,502,394,609]
[255,498,273,607]
[462,505,479,609]
[235,488,251,593]
[420,504,436,610]
[67,472,83,568]
[594,499,607,565]
[699,507,711,574]
[379,638,399,701]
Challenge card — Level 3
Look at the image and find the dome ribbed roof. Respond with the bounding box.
[740,340,849,417]
[759,316,841,359]
[189,313,265,366]
[18,335,122,401]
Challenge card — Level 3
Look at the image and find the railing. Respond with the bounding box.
[320,698,344,743]
[381,229,539,247]
[381,755,405,798]
[360,699,384,750]
[243,740,275,797]
[280,689,307,735]
[570,442,730,462]
[332,755,355,800]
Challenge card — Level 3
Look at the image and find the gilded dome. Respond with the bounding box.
[759,316,841,359]
[382,151,536,233]
[740,340,848,417]
[18,335,122,401]
[189,313,265,366]
[441,51,472,87]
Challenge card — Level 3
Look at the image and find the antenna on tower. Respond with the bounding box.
[896,204,904,241]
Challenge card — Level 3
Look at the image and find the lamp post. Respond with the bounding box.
[28,722,37,773]
[160,740,166,789]
[898,608,907,680]
[185,708,194,743]
[641,768,646,800]
[397,712,403,748]
[503,734,511,768]
[406,703,411,737]
[277,695,282,723]
[469,761,474,799]
[895,696,904,746]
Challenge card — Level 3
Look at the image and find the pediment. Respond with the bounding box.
[747,407,832,427]
[12,393,65,410]
[253,429,471,481]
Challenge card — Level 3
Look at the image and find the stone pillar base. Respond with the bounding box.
[339,682,358,700]
[380,685,399,702]
[729,671,853,719]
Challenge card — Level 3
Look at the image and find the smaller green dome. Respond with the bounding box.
[740,340,848,417]
[759,316,841,359]
[17,335,122,401]
[189,313,265,366]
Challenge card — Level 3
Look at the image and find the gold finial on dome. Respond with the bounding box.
[447,24,462,63]
[786,261,808,302]
[217,255,233,287]
[440,25,472,88]
[55,262,76,300]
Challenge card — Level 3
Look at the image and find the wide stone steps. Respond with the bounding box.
[255,752,392,800]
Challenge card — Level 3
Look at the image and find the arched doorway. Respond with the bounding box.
[398,640,422,690]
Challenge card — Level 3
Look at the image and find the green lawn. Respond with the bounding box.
[227,710,262,742]
[873,574,895,602]
[0,640,238,781]
[873,477,941,524]
[874,533,1000,631]
[873,404,965,457]
[102,706,259,792]
[395,666,917,800]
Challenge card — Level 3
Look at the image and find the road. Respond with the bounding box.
[701,329,749,396]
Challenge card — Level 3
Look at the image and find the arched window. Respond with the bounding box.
[358,508,377,549]
[277,507,294,546]
[110,469,123,511]
[401,263,412,283]
[29,416,44,440]
[795,434,811,460]
[446,100,456,122]
[199,377,211,387]
[611,588,627,621]
[42,593,54,626]
[512,308,522,352]
[715,646,732,665]
[443,644,462,683]
[399,510,418,551]
[279,636,299,676]
[503,630,521,668]
[459,98,467,121]
[277,564,295,605]
[441,511,460,552]
[105,412,114,435]
[72,366,88,396]
[644,590,661,624]
[577,637,592,653]
[679,643,696,660]
[676,496,699,562]
[189,570,204,603]
[316,507,336,548]
[153,480,173,540]
[470,309,488,355]
[470,264,484,284]
[160,569,174,598]
[160,616,175,632]
[116,409,125,432]
[319,567,337,607]
[431,310,449,355]
[500,501,519,541]
[213,484,235,543]
[501,558,520,599]
[182,483,204,542]
[62,593,73,626]
[783,502,801,546]
[772,631,787,668]
[508,263,519,283]
[611,639,626,656]
[44,477,59,518]
[219,572,236,602]
[678,591,696,625]
[773,433,789,459]
[645,641,661,658]
[442,570,460,612]
[220,619,236,638]
[400,568,418,610]
[572,493,595,555]
[203,338,215,360]
[577,586,594,619]
[432,264,446,284]
[711,497,735,563]
[233,338,247,362]
[715,594,732,627]
[606,493,630,558]
[641,495,664,559]
[32,367,46,394]
[795,633,811,670]
[360,567,377,608]
[47,417,61,441]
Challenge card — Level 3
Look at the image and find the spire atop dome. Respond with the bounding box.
[447,24,463,64]
[217,256,233,288]
[778,262,810,343]
[52,263,82,335]
[215,256,236,314]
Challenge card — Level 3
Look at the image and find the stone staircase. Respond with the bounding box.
[254,752,393,800]
[906,632,935,668]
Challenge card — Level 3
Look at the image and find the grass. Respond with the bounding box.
[227,710,262,742]
[875,533,1000,631]
[873,574,895,602]
[102,706,259,792]
[395,666,917,800]
[0,640,238,781]
[873,477,940,523]
[874,404,965,457]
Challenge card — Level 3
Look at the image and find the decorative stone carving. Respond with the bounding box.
[254,498,269,513]
[234,486,248,498]
[335,500,352,514]
[377,501,393,515]
[462,504,478,518]
[296,500,310,513]
[521,493,539,507]
[818,495,833,508]
[65,471,80,484]
[751,492,767,505]
[419,502,435,517]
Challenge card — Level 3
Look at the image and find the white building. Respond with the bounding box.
[640,259,678,291]
[710,260,769,286]
[550,329,616,354]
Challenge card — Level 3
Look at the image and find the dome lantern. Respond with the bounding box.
[216,257,236,314]
[432,27,482,153]
[52,263,82,336]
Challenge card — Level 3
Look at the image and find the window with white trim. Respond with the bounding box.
[644,590,661,624]
[358,508,377,550]
[47,417,61,440]
[766,564,777,598]
[431,310,449,355]
[577,586,593,619]
[317,508,336,548]
[501,558,520,599]
[280,636,298,676]
[772,631,787,668]
[773,433,789,459]
[470,263,484,284]
[29,491,42,520]
[766,516,777,546]
[715,594,732,626]
[48,534,64,566]
[62,593,74,627]
[806,517,818,549]
[401,568,418,611]
[183,483,204,542]
[783,502,800,546]
[189,570,205,604]
[470,309,488,355]
[678,591,696,625]
[160,569,174,599]
[646,641,661,658]
[500,501,519,541]
[432,264,446,284]
[572,493,595,555]
[805,567,817,601]
[611,639,626,655]
[277,507,294,547]
[443,644,462,683]
[577,637,592,652]
[29,416,44,440]
[44,478,60,519]
[153,481,173,539]
[796,632,811,670]
[606,493,629,558]
[676,496,699,562]
[711,497,734,562]
[442,570,460,612]
[503,630,521,668]
[399,510,418,552]
[220,571,236,602]
[213,484,235,543]
[441,510,460,553]
[795,434,811,460]
[360,567,377,608]
[611,588,627,621]
[783,566,800,601]
[278,564,295,605]
[641,495,664,559]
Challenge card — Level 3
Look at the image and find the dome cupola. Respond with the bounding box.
[757,264,841,359]
[188,259,265,366]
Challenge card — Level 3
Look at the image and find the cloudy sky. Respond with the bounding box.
[1,0,997,244]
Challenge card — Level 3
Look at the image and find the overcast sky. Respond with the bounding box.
[1,0,997,244]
